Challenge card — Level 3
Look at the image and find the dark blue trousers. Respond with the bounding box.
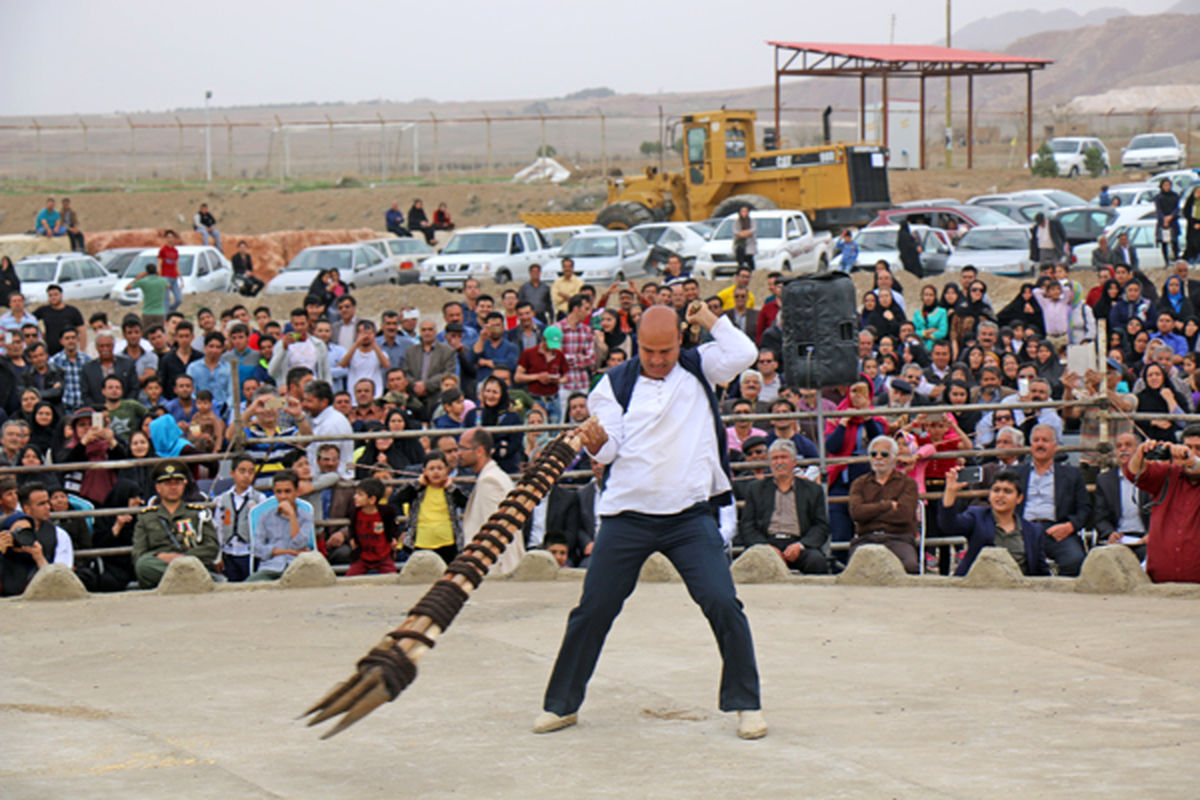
[543,503,761,715]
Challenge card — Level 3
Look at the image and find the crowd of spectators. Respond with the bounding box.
[2,245,1200,596]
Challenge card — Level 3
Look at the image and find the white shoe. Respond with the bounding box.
[532,711,578,734]
[737,710,767,739]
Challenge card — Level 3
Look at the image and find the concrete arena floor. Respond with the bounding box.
[2,581,1197,799]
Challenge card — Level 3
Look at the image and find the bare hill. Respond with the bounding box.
[937,7,1129,51]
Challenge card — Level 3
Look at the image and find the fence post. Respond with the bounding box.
[274,115,285,188]
[79,117,89,183]
[600,111,607,177]
[484,111,492,179]
[33,118,43,183]
[379,113,387,183]
[539,110,546,162]
[412,122,419,178]
[225,116,233,179]
[325,114,334,179]
[1188,107,1196,165]
[126,116,136,185]
[175,116,185,183]
[430,112,439,182]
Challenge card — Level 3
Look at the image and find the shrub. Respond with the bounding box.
[1083,147,1106,178]
[1030,142,1059,178]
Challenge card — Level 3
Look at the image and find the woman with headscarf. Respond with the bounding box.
[962,280,996,323]
[149,412,201,480]
[1183,317,1200,352]
[27,401,60,455]
[1183,185,1200,261]
[118,429,157,496]
[356,410,425,480]
[824,377,886,547]
[859,290,878,329]
[1159,274,1195,324]
[1031,339,1064,387]
[593,309,633,367]
[997,282,1047,337]
[1128,330,1151,376]
[912,285,948,343]
[896,219,923,277]
[55,409,130,506]
[1137,363,1188,441]
[0,256,19,308]
[15,445,51,486]
[866,287,906,341]
[522,404,553,469]
[464,376,523,474]
[76,479,145,593]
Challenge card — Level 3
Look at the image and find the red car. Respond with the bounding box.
[868,204,1015,233]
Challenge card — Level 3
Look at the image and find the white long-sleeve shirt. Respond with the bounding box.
[589,316,757,517]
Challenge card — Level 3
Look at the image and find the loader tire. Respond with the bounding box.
[596,201,656,231]
[711,194,777,219]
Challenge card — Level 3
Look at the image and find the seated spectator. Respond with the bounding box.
[737,439,830,574]
[1136,363,1188,442]
[1093,431,1151,561]
[464,376,522,474]
[356,409,424,479]
[56,408,130,505]
[346,477,401,575]
[432,202,454,231]
[247,470,314,582]
[0,483,74,596]
[391,451,468,565]
[130,461,219,589]
[34,198,64,237]
[726,398,767,454]
[20,342,65,407]
[543,531,571,568]
[60,198,84,252]
[193,203,222,250]
[165,375,199,424]
[187,331,233,416]
[939,467,1049,576]
[190,390,226,455]
[847,435,920,573]
[1124,425,1200,583]
[721,369,769,414]
[764,398,819,460]
[408,198,436,245]
[433,387,468,433]
[99,375,147,442]
[1017,425,1089,577]
[84,480,143,592]
[385,202,409,237]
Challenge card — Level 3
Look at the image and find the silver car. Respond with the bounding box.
[850,225,952,275]
[266,244,396,295]
[15,253,118,303]
[361,237,435,285]
[945,226,1034,277]
[632,222,713,269]
[108,246,233,304]
[543,231,651,283]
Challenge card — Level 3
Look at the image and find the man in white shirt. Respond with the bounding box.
[535,303,767,741]
[287,379,354,480]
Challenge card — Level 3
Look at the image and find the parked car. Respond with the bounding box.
[1029,137,1109,177]
[944,226,1035,277]
[849,225,953,275]
[975,200,1048,225]
[264,244,393,295]
[1151,168,1200,200]
[360,237,435,285]
[420,225,554,289]
[868,204,1015,232]
[109,245,234,304]
[94,247,145,276]
[542,231,652,283]
[969,189,1088,209]
[1049,206,1119,247]
[1089,182,1158,208]
[541,224,605,250]
[1073,220,1165,269]
[694,210,833,279]
[15,253,119,303]
[632,221,713,271]
[1122,132,1186,171]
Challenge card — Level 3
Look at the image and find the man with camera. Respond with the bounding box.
[1124,425,1200,583]
[0,483,74,596]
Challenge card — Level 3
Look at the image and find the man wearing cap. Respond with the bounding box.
[515,325,568,423]
[131,461,220,588]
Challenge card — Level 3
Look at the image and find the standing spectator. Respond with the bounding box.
[157,320,202,400]
[432,202,455,231]
[896,219,923,277]
[81,331,137,407]
[1017,424,1089,577]
[269,309,330,386]
[344,478,400,575]
[1181,187,1200,262]
[723,285,758,338]
[717,267,756,310]
[331,295,362,352]
[59,198,84,252]
[834,229,859,273]
[407,198,435,245]
[34,198,62,237]
[214,455,267,583]
[1124,426,1200,583]
[375,310,410,369]
[19,342,64,407]
[515,326,567,423]
[340,320,389,398]
[125,263,170,332]
[193,203,222,250]
[732,205,757,271]
[47,328,91,412]
[506,301,544,352]
[1032,277,1073,351]
[402,319,456,406]
[0,257,19,308]
[551,259,584,318]
[1093,431,1151,561]
[293,379,354,479]
[939,467,1049,577]
[460,427,519,575]
[1154,178,1181,264]
[1029,213,1068,267]
[518,264,554,325]
[385,202,408,237]
[186,332,233,415]
[473,311,519,385]
[737,439,830,574]
[34,285,85,357]
[157,230,183,313]
[847,435,921,573]
[0,292,35,335]
[558,295,595,419]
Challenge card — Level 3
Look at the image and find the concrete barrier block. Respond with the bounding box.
[157,556,215,595]
[1076,545,1151,594]
[511,550,561,581]
[731,545,791,583]
[279,551,337,589]
[639,552,681,583]
[837,544,907,586]
[963,547,1027,588]
[399,550,447,585]
[21,564,89,601]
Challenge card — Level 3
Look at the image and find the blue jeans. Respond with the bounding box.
[167,277,183,312]
[543,502,761,715]
[197,227,222,251]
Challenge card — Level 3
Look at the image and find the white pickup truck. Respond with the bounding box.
[420,224,554,288]
[693,209,834,279]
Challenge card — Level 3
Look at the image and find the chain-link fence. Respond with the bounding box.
[2,105,1196,185]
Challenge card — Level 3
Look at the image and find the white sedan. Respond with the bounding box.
[266,243,395,295]
[108,246,233,304]
[360,237,435,284]
[945,226,1035,277]
[849,225,953,275]
[1074,220,1165,269]
[15,253,119,303]
[632,221,713,270]
[542,231,652,283]
[1122,132,1186,171]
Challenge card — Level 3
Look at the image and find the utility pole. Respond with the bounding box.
[204,90,213,182]
[945,1,952,169]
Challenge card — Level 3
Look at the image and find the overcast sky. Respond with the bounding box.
[0,0,1175,117]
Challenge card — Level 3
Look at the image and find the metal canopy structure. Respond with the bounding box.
[768,41,1054,169]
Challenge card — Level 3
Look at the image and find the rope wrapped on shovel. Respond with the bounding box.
[302,422,594,739]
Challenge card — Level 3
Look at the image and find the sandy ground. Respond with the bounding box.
[2,580,1197,799]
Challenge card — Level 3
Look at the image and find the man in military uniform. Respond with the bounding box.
[131,460,219,588]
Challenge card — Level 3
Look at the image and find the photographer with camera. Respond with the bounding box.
[0,483,74,596]
[1124,424,1200,583]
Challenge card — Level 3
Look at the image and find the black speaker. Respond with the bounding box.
[781,272,859,389]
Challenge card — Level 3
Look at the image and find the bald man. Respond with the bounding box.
[535,303,768,740]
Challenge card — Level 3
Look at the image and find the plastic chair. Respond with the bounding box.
[248,496,316,572]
